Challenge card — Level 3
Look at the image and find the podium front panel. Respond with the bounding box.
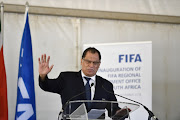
[60,100,139,120]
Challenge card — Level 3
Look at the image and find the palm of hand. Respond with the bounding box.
[39,62,51,75]
[38,55,53,78]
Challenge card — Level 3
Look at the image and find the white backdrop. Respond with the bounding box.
[3,12,180,120]
[84,42,152,120]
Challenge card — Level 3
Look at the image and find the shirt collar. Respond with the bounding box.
[81,70,96,82]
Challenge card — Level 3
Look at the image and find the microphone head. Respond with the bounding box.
[91,83,94,87]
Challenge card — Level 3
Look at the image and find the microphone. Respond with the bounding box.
[102,85,159,120]
[58,83,94,120]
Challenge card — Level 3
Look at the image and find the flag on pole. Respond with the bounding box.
[0,36,8,120]
[0,3,8,119]
[15,11,36,120]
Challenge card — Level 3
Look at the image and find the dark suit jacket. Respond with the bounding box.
[39,70,119,117]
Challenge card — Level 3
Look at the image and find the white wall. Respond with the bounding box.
[2,1,180,120]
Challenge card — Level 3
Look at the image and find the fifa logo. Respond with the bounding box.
[119,54,142,63]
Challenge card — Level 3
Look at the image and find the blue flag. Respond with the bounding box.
[15,12,36,120]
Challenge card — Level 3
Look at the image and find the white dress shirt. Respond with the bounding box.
[81,71,96,100]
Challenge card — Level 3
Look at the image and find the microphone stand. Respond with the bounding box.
[102,85,158,120]
[58,83,94,120]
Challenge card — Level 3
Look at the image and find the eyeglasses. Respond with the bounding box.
[83,59,101,66]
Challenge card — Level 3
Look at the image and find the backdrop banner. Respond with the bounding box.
[84,41,152,120]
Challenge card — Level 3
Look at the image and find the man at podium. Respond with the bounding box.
[38,47,127,119]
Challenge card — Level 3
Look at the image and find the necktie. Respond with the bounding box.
[84,77,91,109]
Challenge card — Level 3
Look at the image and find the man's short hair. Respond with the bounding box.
[82,47,101,60]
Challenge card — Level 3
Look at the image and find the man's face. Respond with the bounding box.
[81,51,101,77]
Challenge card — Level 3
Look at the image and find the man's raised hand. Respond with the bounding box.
[38,54,54,80]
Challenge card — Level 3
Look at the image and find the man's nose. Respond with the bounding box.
[89,62,94,67]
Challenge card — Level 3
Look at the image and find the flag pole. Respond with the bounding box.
[1,2,4,46]
[25,2,29,12]
[0,2,8,120]
[25,2,29,21]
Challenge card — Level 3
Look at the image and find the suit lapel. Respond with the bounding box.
[93,76,104,100]
[76,71,86,99]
